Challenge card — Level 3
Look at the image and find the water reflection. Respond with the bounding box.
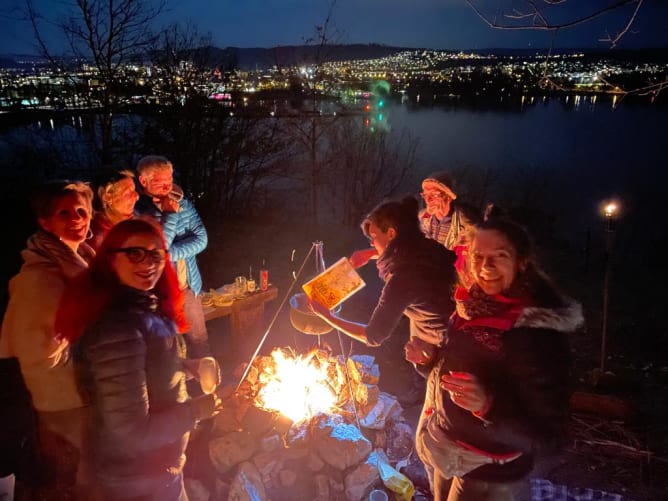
[1,100,664,235]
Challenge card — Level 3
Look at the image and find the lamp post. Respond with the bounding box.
[600,201,619,373]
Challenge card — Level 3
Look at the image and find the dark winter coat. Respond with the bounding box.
[366,233,457,347]
[423,293,582,483]
[76,288,197,499]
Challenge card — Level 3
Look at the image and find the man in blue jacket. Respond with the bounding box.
[135,155,210,358]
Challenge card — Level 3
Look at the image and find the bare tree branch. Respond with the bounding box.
[466,0,642,40]
[598,0,644,47]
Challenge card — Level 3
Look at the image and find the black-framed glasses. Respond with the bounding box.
[108,247,167,264]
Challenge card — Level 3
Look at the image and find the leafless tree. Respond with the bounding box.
[466,0,644,47]
[26,0,165,165]
[467,0,667,99]
[149,21,215,104]
[140,101,288,219]
[322,120,418,228]
[280,0,344,235]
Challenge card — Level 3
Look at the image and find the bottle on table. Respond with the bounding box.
[260,259,269,291]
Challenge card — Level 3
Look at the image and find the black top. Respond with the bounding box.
[431,296,581,482]
[366,233,457,347]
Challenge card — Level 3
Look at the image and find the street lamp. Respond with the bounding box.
[599,199,620,373]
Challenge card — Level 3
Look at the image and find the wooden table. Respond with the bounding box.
[201,286,278,349]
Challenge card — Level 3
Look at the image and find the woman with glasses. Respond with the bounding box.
[0,180,95,498]
[55,218,221,500]
[89,168,139,251]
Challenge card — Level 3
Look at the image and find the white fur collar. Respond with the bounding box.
[514,300,584,332]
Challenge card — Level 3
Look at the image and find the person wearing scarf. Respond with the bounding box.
[0,180,96,499]
[309,195,458,398]
[416,216,583,501]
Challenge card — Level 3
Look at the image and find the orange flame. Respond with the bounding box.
[255,348,336,422]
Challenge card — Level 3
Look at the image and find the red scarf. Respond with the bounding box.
[452,285,532,332]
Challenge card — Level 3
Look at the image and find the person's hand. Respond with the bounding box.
[190,393,222,421]
[349,248,378,269]
[307,298,333,320]
[404,338,436,366]
[155,196,180,213]
[440,371,490,414]
[181,358,200,380]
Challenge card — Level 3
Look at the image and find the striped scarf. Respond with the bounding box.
[427,214,452,247]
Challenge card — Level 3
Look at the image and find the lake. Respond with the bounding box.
[1,95,665,249]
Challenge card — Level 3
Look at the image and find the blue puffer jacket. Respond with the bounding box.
[75,289,197,499]
[135,193,207,295]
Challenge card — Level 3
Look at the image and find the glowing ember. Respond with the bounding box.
[255,348,336,422]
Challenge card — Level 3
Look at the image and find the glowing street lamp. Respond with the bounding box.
[599,199,620,373]
[603,202,618,224]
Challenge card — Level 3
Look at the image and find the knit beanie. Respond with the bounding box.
[422,172,457,200]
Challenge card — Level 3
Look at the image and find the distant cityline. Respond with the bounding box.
[1,44,667,70]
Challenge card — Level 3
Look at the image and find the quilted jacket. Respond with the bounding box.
[135,192,207,295]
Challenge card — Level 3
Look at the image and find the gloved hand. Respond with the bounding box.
[190,393,222,421]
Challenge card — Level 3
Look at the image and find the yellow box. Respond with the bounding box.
[302,257,365,310]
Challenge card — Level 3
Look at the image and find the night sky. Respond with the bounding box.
[0,0,666,55]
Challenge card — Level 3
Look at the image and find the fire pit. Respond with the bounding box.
[193,347,417,501]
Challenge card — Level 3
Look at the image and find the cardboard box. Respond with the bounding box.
[302,258,365,310]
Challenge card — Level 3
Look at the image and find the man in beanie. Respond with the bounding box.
[419,172,478,251]
[398,172,480,407]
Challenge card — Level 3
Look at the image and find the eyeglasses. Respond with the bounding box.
[108,247,167,264]
[420,191,447,202]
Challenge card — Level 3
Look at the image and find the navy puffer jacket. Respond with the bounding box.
[75,289,198,499]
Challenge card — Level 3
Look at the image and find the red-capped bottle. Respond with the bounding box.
[260,259,269,291]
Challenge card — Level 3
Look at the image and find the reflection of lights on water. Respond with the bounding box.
[256,349,336,423]
[612,94,618,109]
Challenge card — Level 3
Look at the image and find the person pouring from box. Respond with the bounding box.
[308,195,458,377]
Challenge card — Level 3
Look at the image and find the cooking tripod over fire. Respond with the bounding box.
[235,241,367,430]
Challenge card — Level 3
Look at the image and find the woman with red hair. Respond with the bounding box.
[56,217,221,500]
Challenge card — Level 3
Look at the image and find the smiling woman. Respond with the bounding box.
[54,217,222,500]
[416,214,583,501]
[0,180,95,499]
